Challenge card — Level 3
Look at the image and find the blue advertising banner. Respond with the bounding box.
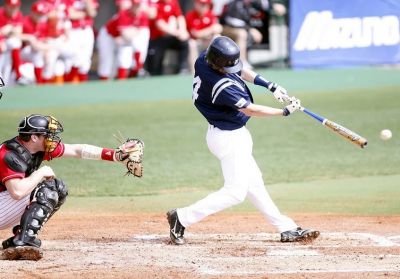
[290,0,400,68]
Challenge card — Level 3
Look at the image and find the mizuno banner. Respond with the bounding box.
[290,0,400,68]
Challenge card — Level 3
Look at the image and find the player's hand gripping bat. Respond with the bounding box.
[300,107,368,148]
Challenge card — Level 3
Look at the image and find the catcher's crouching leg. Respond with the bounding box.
[2,179,68,261]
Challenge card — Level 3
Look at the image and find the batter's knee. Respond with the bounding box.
[222,185,248,204]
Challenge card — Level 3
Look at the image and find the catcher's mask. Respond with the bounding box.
[18,114,64,153]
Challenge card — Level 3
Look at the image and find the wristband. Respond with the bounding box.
[101,148,115,161]
[282,108,290,116]
[254,75,273,90]
[81,145,115,161]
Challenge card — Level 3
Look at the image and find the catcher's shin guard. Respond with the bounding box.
[49,178,68,218]
[13,179,67,248]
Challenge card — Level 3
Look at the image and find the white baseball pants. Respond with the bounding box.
[0,191,29,230]
[177,125,298,233]
[96,27,116,78]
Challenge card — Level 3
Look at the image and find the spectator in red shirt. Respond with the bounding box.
[97,0,151,80]
[19,1,52,84]
[41,0,75,84]
[185,0,222,74]
[114,0,150,79]
[145,0,189,76]
[0,0,25,85]
[0,114,142,260]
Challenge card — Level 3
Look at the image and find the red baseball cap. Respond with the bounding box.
[31,1,50,15]
[196,0,212,4]
[6,0,21,7]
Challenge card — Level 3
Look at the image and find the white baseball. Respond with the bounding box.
[380,129,392,140]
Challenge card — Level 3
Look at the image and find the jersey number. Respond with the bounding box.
[192,76,201,103]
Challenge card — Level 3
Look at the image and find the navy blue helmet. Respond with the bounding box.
[205,36,243,73]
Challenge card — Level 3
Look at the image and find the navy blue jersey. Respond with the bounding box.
[192,52,253,130]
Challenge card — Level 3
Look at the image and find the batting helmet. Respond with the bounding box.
[205,36,243,74]
[18,114,64,152]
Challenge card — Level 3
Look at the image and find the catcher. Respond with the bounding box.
[0,114,144,261]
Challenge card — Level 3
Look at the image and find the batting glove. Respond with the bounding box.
[283,97,301,116]
[268,83,290,103]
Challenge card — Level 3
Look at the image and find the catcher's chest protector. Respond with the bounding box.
[3,138,44,176]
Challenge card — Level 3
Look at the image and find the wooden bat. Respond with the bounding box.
[300,107,368,148]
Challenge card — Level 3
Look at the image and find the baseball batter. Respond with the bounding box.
[0,114,143,260]
[167,36,320,245]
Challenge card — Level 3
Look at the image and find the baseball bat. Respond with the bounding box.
[300,107,368,148]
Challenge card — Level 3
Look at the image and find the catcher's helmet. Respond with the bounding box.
[18,114,64,152]
[205,36,243,73]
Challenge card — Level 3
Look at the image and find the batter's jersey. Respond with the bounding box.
[192,52,253,131]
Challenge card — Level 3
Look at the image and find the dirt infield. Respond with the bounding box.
[1,213,400,278]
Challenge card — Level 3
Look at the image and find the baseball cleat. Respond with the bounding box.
[167,209,186,245]
[2,236,42,250]
[2,236,15,249]
[1,246,43,261]
[280,227,320,243]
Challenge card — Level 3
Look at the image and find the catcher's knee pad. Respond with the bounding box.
[52,178,68,211]
[14,180,61,247]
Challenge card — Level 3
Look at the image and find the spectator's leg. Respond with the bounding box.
[6,37,23,82]
[96,27,116,80]
[222,26,252,68]
[78,26,95,82]
[249,27,263,45]
[130,28,150,77]
[169,37,189,74]
[187,39,199,74]
[146,37,167,76]
[116,44,133,80]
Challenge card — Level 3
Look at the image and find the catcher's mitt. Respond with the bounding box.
[115,138,144,177]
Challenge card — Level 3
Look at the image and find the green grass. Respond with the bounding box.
[62,174,400,216]
[0,68,399,214]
